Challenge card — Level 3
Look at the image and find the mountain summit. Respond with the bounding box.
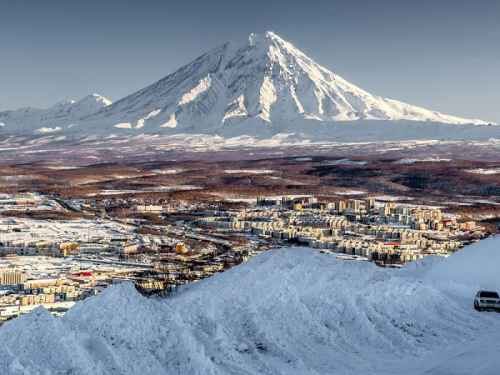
[77,31,491,136]
[0,32,495,139]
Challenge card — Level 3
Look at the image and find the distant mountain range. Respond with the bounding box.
[0,94,111,135]
[0,32,497,141]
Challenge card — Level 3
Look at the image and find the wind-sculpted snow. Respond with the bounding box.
[425,236,500,295]
[1,238,500,375]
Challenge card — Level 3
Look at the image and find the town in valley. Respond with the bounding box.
[1,161,496,323]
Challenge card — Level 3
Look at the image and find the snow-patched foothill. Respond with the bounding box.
[1,237,500,375]
[0,93,112,134]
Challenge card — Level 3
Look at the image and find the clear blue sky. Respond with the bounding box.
[0,0,498,123]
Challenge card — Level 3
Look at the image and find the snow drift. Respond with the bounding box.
[1,237,500,375]
[425,236,500,300]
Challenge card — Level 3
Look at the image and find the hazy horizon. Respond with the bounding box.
[0,0,498,123]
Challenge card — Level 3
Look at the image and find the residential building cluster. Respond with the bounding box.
[0,191,488,322]
[229,196,484,264]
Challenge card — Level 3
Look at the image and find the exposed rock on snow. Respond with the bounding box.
[1,237,500,374]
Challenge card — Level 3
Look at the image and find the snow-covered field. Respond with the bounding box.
[466,168,500,175]
[151,168,184,175]
[394,157,452,164]
[1,237,500,374]
[335,189,367,195]
[85,185,201,196]
[224,169,274,174]
[322,158,368,166]
[0,217,135,244]
[371,194,415,202]
[1,133,500,166]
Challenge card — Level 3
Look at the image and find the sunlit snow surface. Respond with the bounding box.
[1,237,500,374]
[466,168,500,175]
[0,94,112,135]
[0,32,497,140]
[71,32,496,136]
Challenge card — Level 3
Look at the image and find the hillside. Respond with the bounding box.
[1,237,499,374]
[0,94,111,135]
[79,32,492,135]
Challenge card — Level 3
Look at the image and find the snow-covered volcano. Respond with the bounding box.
[77,31,492,136]
[0,32,496,140]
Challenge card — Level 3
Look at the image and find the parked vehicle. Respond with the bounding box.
[474,290,500,311]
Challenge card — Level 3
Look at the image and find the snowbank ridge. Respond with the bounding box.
[1,238,500,375]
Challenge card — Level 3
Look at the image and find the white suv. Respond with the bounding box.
[474,290,500,312]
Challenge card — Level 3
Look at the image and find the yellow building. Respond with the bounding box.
[0,270,26,285]
[59,242,80,257]
[20,293,55,306]
[175,242,189,254]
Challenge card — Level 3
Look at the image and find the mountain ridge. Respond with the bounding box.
[0,32,496,140]
[82,31,492,133]
[0,93,112,134]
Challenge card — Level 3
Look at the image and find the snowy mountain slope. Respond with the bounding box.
[74,31,493,137]
[1,237,500,375]
[0,94,111,134]
[0,32,496,141]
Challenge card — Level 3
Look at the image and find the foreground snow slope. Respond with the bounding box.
[1,237,500,375]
